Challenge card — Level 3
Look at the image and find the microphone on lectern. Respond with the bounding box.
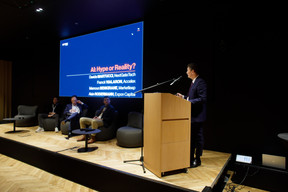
[170,76,182,85]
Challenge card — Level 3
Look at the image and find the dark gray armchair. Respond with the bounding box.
[95,110,119,141]
[14,105,38,127]
[61,108,88,135]
[43,116,60,131]
[116,111,143,148]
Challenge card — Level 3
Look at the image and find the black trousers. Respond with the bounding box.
[38,113,59,128]
[190,122,204,161]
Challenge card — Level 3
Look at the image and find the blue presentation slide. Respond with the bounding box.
[59,21,143,98]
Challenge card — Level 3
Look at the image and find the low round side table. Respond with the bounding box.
[72,128,101,153]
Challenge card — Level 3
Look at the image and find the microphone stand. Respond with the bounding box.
[123,77,178,173]
[134,77,176,94]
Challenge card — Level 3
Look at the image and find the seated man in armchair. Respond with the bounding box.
[62,95,88,137]
[36,96,63,133]
[77,96,115,143]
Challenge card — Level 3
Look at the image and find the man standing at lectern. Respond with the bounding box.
[177,62,207,168]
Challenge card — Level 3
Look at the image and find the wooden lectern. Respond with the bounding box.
[143,93,191,177]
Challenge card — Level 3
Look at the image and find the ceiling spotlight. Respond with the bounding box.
[35,8,43,12]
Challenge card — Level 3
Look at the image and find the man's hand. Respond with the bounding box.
[69,109,76,113]
[48,112,55,117]
[176,93,184,99]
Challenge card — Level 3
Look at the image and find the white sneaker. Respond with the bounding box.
[55,127,59,133]
[35,127,44,133]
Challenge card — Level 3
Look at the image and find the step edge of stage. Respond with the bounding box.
[0,136,197,192]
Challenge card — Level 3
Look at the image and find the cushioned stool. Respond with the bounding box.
[117,127,142,147]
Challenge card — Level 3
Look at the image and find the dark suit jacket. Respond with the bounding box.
[187,76,207,123]
[63,103,88,117]
[95,104,115,127]
[45,103,63,115]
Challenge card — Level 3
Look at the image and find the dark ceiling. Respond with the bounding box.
[0,0,151,43]
[1,0,218,61]
[1,1,285,62]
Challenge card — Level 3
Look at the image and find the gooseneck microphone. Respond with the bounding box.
[170,76,182,85]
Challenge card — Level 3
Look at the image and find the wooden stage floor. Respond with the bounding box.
[0,123,231,192]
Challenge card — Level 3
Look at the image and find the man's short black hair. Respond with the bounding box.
[71,95,77,99]
[104,96,110,99]
[187,62,200,75]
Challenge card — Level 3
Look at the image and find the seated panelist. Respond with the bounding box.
[62,95,88,136]
[78,96,115,143]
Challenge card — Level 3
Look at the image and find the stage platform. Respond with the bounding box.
[0,123,231,192]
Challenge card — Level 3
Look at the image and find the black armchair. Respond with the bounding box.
[14,105,38,127]
[42,114,61,131]
[95,110,119,141]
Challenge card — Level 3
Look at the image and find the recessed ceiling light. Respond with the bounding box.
[35,8,43,12]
